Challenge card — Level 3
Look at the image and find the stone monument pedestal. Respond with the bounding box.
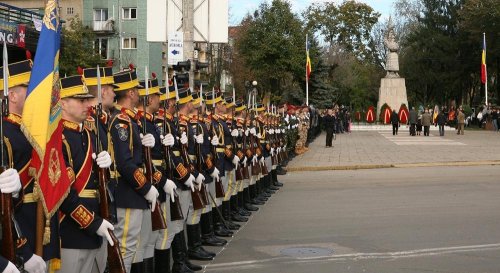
[377,77,408,116]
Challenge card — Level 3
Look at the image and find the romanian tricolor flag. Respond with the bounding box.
[21,0,70,220]
[481,33,487,84]
[306,35,312,81]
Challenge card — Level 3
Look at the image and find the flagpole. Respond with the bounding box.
[484,33,488,107]
[306,34,309,106]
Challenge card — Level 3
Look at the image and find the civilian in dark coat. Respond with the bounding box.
[390,110,399,135]
[409,107,418,136]
[437,110,447,136]
[323,109,336,147]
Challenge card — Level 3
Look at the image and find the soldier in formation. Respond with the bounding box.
[0,52,294,273]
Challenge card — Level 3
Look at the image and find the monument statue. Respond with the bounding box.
[384,18,399,77]
[377,17,408,118]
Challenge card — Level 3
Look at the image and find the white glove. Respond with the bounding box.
[140,133,155,148]
[250,127,256,135]
[288,125,291,129]
[3,262,19,273]
[269,129,275,134]
[161,133,175,147]
[270,147,275,156]
[256,133,262,139]
[284,117,289,123]
[0,169,21,198]
[210,167,220,181]
[163,179,176,201]
[144,186,159,212]
[180,132,188,145]
[24,254,46,273]
[277,129,281,134]
[252,155,258,164]
[211,135,219,146]
[260,157,265,165]
[93,151,112,169]
[277,147,281,153]
[194,134,204,144]
[96,219,115,246]
[245,128,250,136]
[238,128,243,137]
[232,155,240,169]
[242,156,248,168]
[195,174,205,190]
[231,129,238,137]
[184,174,196,192]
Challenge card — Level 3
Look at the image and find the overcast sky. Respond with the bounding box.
[229,0,395,26]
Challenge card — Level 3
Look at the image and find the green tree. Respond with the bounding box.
[236,0,315,101]
[303,0,380,61]
[60,16,103,76]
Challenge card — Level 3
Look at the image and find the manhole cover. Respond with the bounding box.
[280,247,334,258]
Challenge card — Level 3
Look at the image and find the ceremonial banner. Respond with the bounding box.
[21,0,70,218]
[481,34,487,84]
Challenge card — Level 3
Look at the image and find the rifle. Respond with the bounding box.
[142,68,167,231]
[173,77,205,210]
[209,88,225,198]
[240,108,250,180]
[231,89,244,182]
[161,101,183,221]
[194,86,209,205]
[94,66,126,273]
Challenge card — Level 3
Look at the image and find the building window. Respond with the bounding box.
[95,38,109,59]
[94,9,108,21]
[122,8,137,19]
[67,7,74,15]
[122,38,137,49]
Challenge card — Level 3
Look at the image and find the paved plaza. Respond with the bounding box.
[287,127,500,171]
[200,129,500,273]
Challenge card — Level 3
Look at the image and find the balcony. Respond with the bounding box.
[93,20,114,32]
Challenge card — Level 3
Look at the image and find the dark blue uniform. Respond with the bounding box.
[161,111,191,193]
[59,120,104,249]
[4,113,60,264]
[109,106,150,209]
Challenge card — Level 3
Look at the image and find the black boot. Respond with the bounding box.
[186,224,215,261]
[131,262,144,273]
[276,165,287,175]
[268,174,280,191]
[258,180,272,198]
[222,202,241,229]
[144,257,154,273]
[229,199,248,222]
[171,233,195,273]
[212,208,234,237]
[184,260,202,272]
[200,212,227,246]
[154,248,170,273]
[272,170,284,187]
[243,188,259,211]
[249,185,265,205]
[235,192,251,216]
[237,192,252,216]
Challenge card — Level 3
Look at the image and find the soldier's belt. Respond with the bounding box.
[188,155,196,161]
[172,151,181,156]
[216,148,225,153]
[225,145,232,149]
[152,159,163,166]
[23,193,36,203]
[79,189,98,199]
[261,141,268,144]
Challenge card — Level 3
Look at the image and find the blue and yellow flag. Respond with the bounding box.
[21,0,70,219]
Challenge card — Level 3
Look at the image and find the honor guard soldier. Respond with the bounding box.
[185,91,226,259]
[223,97,250,221]
[209,91,241,231]
[0,59,47,273]
[160,84,200,273]
[57,75,115,273]
[202,91,235,237]
[175,88,215,262]
[137,76,177,273]
[190,91,228,247]
[234,101,258,213]
[109,68,159,273]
